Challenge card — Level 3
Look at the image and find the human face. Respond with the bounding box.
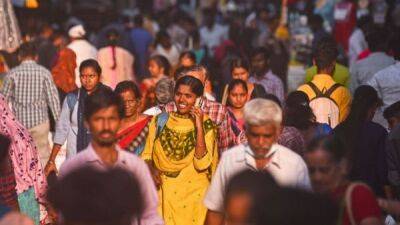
[387,116,400,130]
[148,60,164,78]
[232,67,250,82]
[180,56,195,67]
[251,54,268,77]
[86,106,121,147]
[119,90,139,118]
[186,69,207,85]
[174,84,197,115]
[246,123,280,158]
[80,67,100,93]
[228,85,248,109]
[304,149,339,194]
[225,192,252,225]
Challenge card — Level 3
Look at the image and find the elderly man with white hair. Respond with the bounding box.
[203,98,311,225]
[67,24,98,87]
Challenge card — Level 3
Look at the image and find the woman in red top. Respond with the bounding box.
[304,136,383,225]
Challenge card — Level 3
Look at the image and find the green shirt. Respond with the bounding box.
[305,63,350,87]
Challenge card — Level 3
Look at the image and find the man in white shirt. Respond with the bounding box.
[348,15,371,67]
[199,8,228,57]
[368,40,400,129]
[203,99,311,225]
[67,24,98,87]
[349,25,395,93]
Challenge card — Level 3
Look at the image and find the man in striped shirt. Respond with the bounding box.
[1,42,60,167]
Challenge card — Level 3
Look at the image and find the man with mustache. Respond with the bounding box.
[203,99,311,225]
[58,88,163,225]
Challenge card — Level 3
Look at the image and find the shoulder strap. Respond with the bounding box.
[155,112,169,139]
[345,182,371,225]
[325,83,342,97]
[66,90,79,120]
[307,82,323,97]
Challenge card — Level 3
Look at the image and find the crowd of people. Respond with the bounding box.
[1,0,400,225]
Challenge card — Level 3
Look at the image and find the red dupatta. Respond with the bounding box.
[117,116,152,149]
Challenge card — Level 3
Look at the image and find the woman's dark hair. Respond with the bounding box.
[174,76,204,97]
[106,29,120,70]
[306,135,347,164]
[251,47,270,61]
[47,166,143,225]
[79,59,102,75]
[334,85,379,171]
[230,57,250,73]
[284,91,316,130]
[179,51,196,63]
[227,79,248,94]
[84,88,124,120]
[114,81,142,100]
[149,55,171,76]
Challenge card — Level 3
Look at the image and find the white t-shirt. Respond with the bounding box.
[204,143,311,212]
[200,24,228,56]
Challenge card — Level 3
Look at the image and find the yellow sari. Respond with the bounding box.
[142,112,218,225]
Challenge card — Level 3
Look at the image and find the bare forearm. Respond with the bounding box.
[195,125,206,158]
[49,144,62,162]
[205,210,224,225]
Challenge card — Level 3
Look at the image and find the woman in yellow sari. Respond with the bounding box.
[143,76,218,225]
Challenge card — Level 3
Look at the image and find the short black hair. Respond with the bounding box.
[261,93,282,108]
[384,101,400,120]
[230,57,250,73]
[84,88,124,120]
[252,186,338,225]
[149,55,171,76]
[175,76,204,97]
[225,170,277,209]
[114,81,142,100]
[314,37,338,71]
[308,14,324,28]
[17,42,37,58]
[365,25,388,52]
[179,51,196,63]
[228,79,248,94]
[251,47,270,61]
[47,166,143,225]
[134,14,144,26]
[79,59,102,75]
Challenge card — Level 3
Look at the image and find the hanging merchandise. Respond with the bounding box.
[0,0,22,51]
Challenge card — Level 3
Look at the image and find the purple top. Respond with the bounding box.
[59,144,164,225]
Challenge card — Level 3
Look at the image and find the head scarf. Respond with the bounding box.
[68,24,86,38]
[51,48,77,93]
[0,94,47,203]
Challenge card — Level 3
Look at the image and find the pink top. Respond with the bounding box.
[0,94,47,203]
[59,144,164,225]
